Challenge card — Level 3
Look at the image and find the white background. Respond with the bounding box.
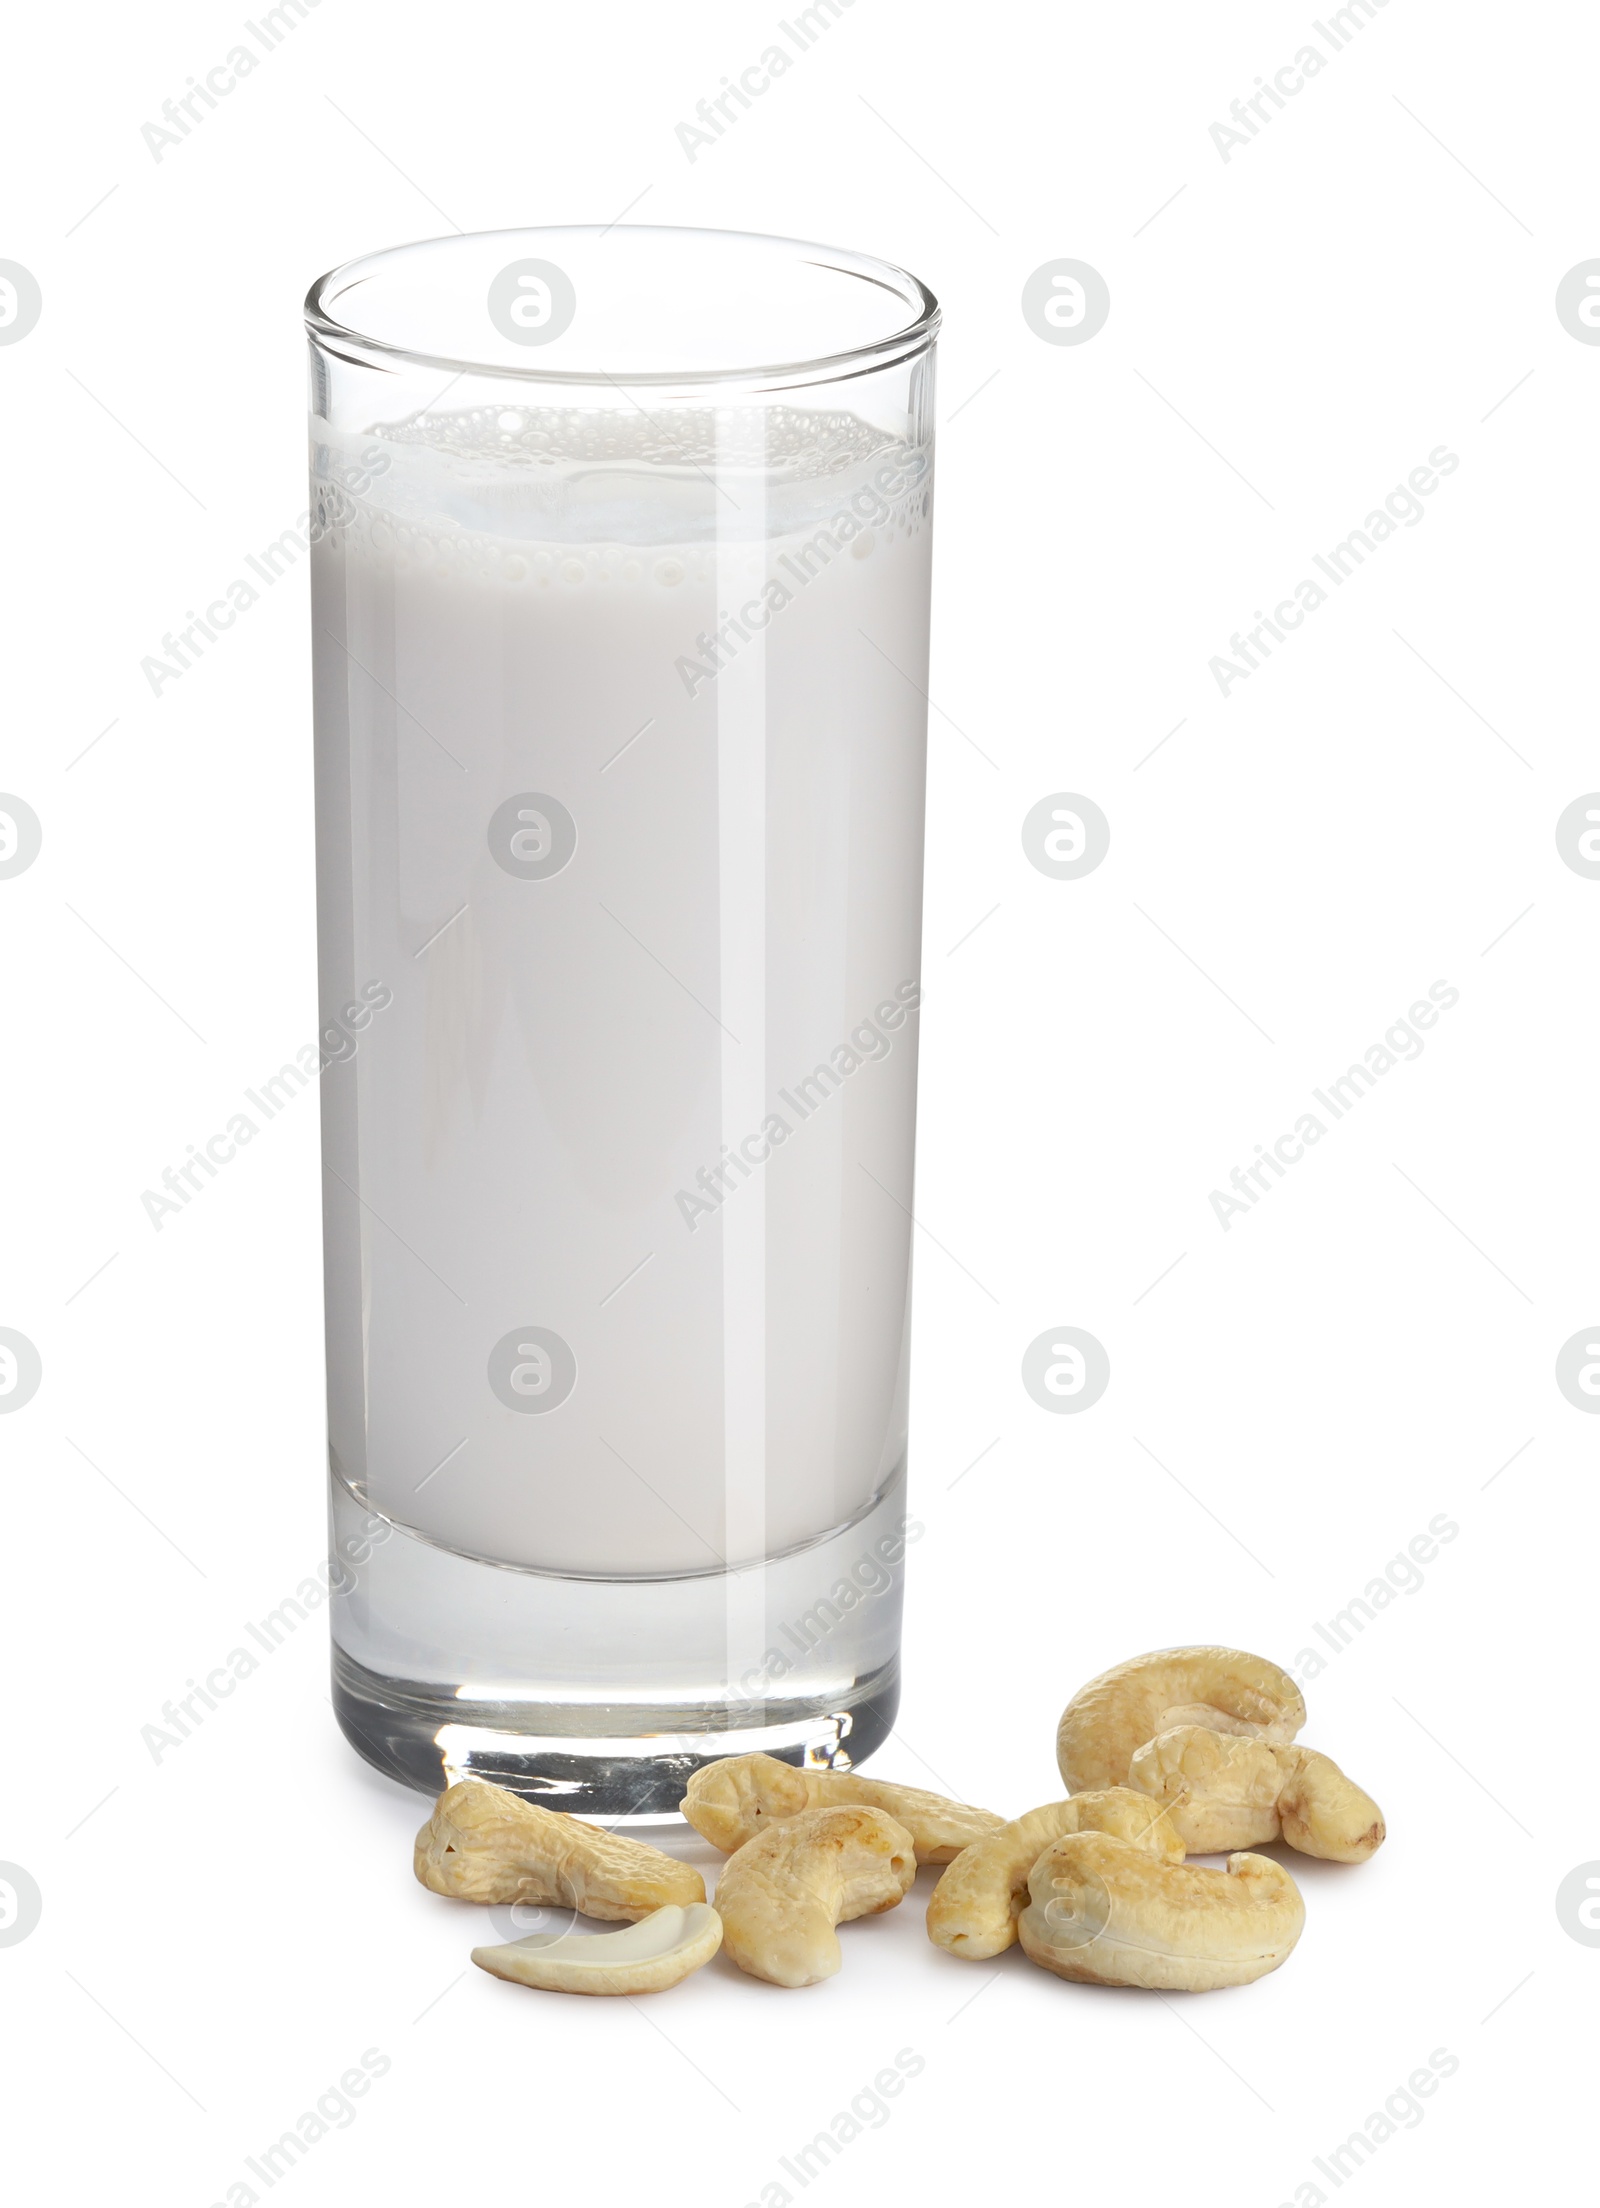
[1,1,1593,2200]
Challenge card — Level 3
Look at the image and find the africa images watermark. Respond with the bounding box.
[140,1515,391,1765]
[740,2047,925,2206]
[141,445,389,698]
[140,0,327,163]
[675,982,921,1230]
[672,445,930,699]
[722,1514,922,1718]
[675,0,857,162]
[206,2047,391,2208]
[1286,1512,1459,1686]
[1274,2046,1458,2207]
[1209,444,1459,698]
[1210,0,1395,164]
[140,981,392,1231]
[1209,980,1459,1231]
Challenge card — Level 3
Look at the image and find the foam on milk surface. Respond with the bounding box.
[318,401,927,549]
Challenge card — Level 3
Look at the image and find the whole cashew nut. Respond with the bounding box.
[926,1789,1186,1959]
[470,1902,723,1996]
[1017,1829,1305,1991]
[1128,1726,1385,1861]
[714,1804,916,1987]
[682,1752,1003,1865]
[1056,1646,1306,1793]
[414,1779,704,1920]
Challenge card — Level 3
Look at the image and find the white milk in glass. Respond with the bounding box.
[312,404,931,1581]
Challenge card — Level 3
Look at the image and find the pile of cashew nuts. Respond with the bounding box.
[411,1644,1383,1997]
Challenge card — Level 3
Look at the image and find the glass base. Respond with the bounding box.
[328,1467,909,1817]
[332,1646,900,1817]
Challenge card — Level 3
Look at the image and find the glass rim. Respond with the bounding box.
[304,223,940,390]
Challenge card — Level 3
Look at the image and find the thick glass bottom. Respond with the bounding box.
[328,1467,910,1817]
[332,1646,901,1817]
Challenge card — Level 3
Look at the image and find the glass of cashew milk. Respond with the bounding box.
[305,227,938,1813]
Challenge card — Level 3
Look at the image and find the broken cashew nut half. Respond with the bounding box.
[1056,1646,1306,1794]
[414,1779,704,1921]
[927,1789,1186,1959]
[1017,1829,1306,1992]
[682,1751,1004,1865]
[471,1902,723,1996]
[715,1804,916,1987]
[1129,1726,1386,1862]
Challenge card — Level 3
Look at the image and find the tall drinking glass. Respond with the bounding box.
[306,228,937,1813]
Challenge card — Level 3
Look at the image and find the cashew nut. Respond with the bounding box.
[1276,1745,1385,1862]
[1128,1726,1385,1861]
[714,1804,916,1987]
[414,1779,704,1921]
[1127,1727,1284,1851]
[1056,1646,1306,1793]
[1017,1830,1305,1991]
[926,1790,1186,1959]
[682,1751,1003,1864]
[470,1902,722,1995]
